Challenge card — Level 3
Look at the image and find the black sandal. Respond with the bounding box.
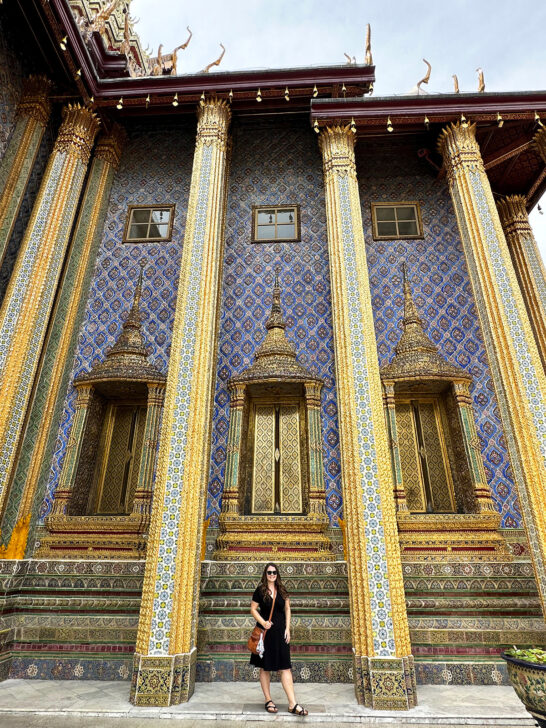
[288,703,308,716]
[265,700,278,713]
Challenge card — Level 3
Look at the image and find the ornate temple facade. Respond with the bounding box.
[0,0,545,712]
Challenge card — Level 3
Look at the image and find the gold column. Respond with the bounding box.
[452,380,499,514]
[0,105,100,517]
[131,99,230,706]
[318,125,416,709]
[218,382,245,518]
[382,382,408,512]
[47,384,94,518]
[304,380,328,517]
[0,128,124,550]
[130,382,166,524]
[0,76,52,269]
[438,122,546,612]
[497,194,546,372]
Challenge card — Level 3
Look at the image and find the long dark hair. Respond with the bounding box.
[259,562,288,601]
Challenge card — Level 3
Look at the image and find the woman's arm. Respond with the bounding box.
[251,600,272,630]
[284,598,291,643]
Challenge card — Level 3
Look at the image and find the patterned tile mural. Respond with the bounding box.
[39,119,195,520]
[38,123,518,529]
[207,119,342,526]
[356,139,518,527]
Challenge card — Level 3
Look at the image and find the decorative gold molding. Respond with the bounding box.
[534,127,546,164]
[497,194,546,372]
[438,120,546,616]
[195,98,231,152]
[53,104,100,164]
[318,124,356,179]
[16,75,52,127]
[0,102,100,519]
[94,123,126,168]
[132,98,231,706]
[318,124,415,708]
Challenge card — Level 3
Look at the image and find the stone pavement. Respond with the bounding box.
[0,679,534,726]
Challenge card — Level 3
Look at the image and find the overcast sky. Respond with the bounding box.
[131,0,546,259]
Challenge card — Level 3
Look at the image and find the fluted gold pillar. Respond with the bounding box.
[382,382,408,512]
[0,126,124,550]
[131,99,231,707]
[0,76,52,270]
[0,105,100,518]
[438,122,546,613]
[497,194,546,372]
[318,125,416,709]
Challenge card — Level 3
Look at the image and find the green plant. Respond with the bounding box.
[505,647,546,664]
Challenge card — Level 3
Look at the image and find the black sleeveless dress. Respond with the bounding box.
[250,586,292,671]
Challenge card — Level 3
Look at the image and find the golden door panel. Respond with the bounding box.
[279,404,303,513]
[418,401,456,512]
[395,396,455,514]
[94,404,146,515]
[395,402,426,511]
[251,404,276,513]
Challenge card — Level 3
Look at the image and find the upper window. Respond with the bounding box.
[252,205,300,243]
[371,202,423,240]
[123,205,175,243]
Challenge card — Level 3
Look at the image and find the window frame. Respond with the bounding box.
[371,201,423,240]
[123,204,175,244]
[251,204,301,244]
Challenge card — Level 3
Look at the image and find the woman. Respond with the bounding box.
[250,562,308,716]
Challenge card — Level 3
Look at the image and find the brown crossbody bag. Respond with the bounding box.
[247,590,276,657]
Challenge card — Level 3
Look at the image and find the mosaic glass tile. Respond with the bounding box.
[356,139,518,527]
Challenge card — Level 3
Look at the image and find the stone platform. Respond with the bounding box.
[0,542,544,686]
[0,679,535,725]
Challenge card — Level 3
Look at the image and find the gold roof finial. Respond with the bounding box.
[230,273,322,385]
[416,59,432,95]
[381,264,470,382]
[365,23,373,65]
[75,259,165,388]
[201,43,226,73]
[452,74,460,93]
[476,67,485,93]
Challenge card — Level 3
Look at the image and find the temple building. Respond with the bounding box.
[0,0,546,712]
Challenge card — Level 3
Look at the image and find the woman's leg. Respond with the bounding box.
[259,668,272,702]
[279,668,297,708]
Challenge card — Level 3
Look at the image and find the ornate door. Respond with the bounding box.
[251,402,303,514]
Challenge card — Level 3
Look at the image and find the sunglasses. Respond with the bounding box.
[266,570,277,575]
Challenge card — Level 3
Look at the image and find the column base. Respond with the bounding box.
[353,654,417,710]
[130,649,197,706]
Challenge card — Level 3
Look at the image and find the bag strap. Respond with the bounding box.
[265,590,276,628]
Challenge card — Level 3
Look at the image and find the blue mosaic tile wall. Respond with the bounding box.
[0,114,58,305]
[207,120,342,526]
[39,119,195,520]
[356,139,518,528]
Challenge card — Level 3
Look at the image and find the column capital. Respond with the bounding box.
[196,99,231,151]
[17,75,52,127]
[437,121,483,182]
[94,123,126,168]
[496,194,532,234]
[534,126,546,164]
[318,124,356,178]
[54,104,100,164]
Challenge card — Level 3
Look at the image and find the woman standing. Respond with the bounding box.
[250,562,308,716]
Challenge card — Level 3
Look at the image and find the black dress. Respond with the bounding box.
[250,586,292,671]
